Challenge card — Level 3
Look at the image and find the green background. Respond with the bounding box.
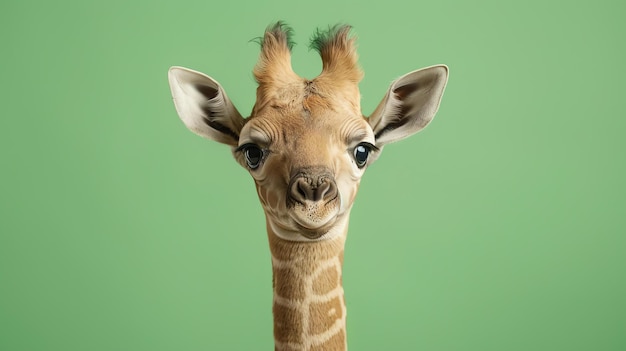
[1,0,624,350]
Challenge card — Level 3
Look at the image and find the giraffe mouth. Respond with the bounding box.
[288,198,340,238]
[268,214,346,242]
[268,196,348,241]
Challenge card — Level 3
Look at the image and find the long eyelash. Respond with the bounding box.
[236,143,257,152]
[360,142,380,151]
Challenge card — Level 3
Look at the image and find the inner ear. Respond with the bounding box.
[168,66,245,146]
[393,82,420,100]
[368,65,448,146]
[195,84,219,100]
[386,80,434,132]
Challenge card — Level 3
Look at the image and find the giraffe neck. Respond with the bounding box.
[266,221,348,351]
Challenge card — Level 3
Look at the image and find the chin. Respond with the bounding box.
[295,222,334,240]
[268,213,348,242]
[290,211,340,239]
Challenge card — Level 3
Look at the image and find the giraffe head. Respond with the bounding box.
[168,23,448,242]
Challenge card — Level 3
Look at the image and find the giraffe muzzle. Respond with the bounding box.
[288,171,338,205]
[286,169,341,238]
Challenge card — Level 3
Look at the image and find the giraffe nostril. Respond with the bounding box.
[289,172,337,204]
[316,178,337,202]
[296,178,314,201]
[289,177,310,204]
[297,181,307,199]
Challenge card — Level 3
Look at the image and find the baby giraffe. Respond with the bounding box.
[168,22,448,351]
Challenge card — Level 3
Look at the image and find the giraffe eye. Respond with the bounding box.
[353,143,372,168]
[239,144,264,169]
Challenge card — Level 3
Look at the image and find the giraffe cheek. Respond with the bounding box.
[336,178,360,213]
[256,182,286,215]
[265,188,282,211]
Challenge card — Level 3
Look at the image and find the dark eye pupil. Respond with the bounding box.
[354,145,369,167]
[245,147,262,169]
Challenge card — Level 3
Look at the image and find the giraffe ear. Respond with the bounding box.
[368,65,448,146]
[168,66,245,147]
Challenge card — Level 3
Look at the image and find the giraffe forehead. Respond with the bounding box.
[244,111,371,147]
[253,76,362,117]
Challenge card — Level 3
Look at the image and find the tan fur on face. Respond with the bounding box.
[240,114,370,241]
